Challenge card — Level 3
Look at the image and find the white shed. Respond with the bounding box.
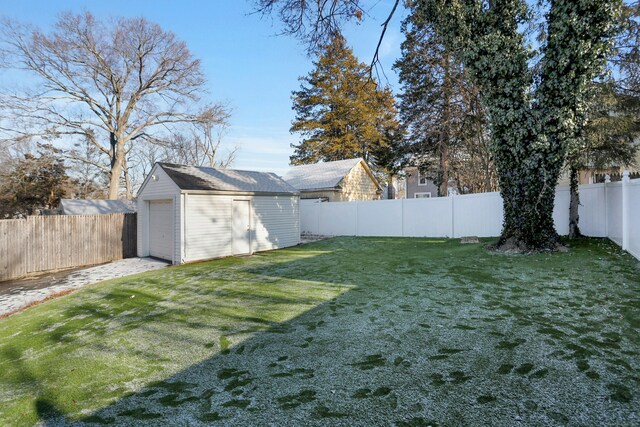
[137,162,300,264]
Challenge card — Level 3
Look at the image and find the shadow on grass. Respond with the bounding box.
[4,237,638,426]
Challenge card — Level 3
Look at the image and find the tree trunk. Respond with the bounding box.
[107,132,125,200]
[493,150,562,252]
[439,51,452,197]
[439,145,449,197]
[568,166,582,239]
[387,174,396,199]
[123,156,133,200]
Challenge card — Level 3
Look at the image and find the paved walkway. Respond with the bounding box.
[0,258,169,317]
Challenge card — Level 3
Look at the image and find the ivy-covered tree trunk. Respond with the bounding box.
[421,0,619,251]
[568,167,582,239]
[496,168,561,250]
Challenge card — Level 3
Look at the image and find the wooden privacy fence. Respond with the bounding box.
[0,213,137,282]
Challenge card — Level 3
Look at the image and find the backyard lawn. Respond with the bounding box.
[0,237,638,426]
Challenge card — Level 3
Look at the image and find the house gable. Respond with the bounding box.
[137,163,181,199]
[337,160,382,201]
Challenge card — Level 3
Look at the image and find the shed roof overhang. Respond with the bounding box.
[180,189,300,197]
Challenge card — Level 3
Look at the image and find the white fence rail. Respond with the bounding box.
[301,173,639,260]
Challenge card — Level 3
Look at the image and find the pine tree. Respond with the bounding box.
[394,8,496,196]
[290,34,401,173]
[567,82,639,238]
[565,2,640,238]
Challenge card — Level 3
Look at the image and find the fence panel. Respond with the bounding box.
[626,180,640,260]
[606,183,623,246]
[577,184,607,237]
[357,199,403,237]
[553,188,571,236]
[403,198,453,237]
[453,192,503,238]
[0,213,137,282]
[300,200,322,235]
[318,202,357,236]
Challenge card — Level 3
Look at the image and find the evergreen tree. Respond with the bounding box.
[567,1,640,238]
[394,6,496,196]
[618,1,640,96]
[290,34,401,174]
[418,0,620,251]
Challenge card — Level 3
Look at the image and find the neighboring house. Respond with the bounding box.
[59,199,137,215]
[558,148,640,186]
[404,167,439,199]
[283,158,383,202]
[136,162,300,264]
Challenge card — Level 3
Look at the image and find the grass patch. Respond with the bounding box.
[0,237,638,425]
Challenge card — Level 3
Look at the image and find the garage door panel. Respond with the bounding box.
[149,200,173,262]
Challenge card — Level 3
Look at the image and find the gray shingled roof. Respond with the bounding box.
[60,199,137,215]
[283,158,369,191]
[158,163,298,194]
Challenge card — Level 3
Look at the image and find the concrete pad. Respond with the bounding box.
[0,258,168,317]
[460,236,480,244]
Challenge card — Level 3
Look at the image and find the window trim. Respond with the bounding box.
[417,171,429,186]
[414,192,432,199]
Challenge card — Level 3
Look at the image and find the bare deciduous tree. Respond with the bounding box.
[256,0,367,53]
[0,12,229,199]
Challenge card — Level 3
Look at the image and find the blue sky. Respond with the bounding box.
[1,1,407,176]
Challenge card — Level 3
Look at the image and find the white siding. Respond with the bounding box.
[184,194,234,262]
[136,165,181,263]
[253,196,300,251]
[183,194,300,263]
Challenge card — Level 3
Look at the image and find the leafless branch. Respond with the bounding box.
[0,12,228,198]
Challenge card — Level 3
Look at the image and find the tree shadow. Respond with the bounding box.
[35,399,66,426]
[3,238,638,426]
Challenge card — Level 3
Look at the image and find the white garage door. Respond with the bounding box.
[149,200,174,262]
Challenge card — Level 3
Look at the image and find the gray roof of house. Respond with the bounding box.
[60,199,137,215]
[158,163,299,194]
[283,158,368,191]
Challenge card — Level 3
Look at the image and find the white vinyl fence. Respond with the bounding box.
[301,172,640,260]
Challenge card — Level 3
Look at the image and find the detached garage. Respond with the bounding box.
[137,162,300,264]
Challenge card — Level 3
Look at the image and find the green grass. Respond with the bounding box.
[0,237,638,426]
